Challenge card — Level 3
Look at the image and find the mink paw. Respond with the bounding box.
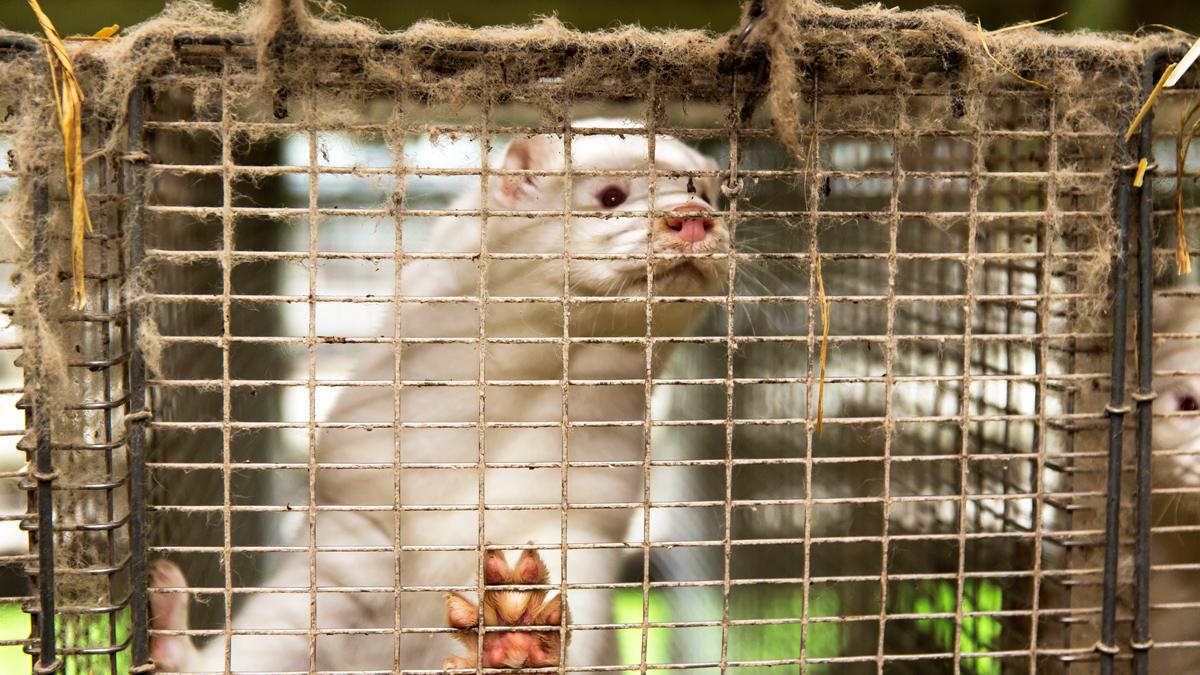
[444,548,567,669]
[148,559,199,672]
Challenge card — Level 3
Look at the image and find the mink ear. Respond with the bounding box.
[496,133,560,204]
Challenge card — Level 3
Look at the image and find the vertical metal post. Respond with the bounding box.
[30,178,58,675]
[123,85,153,672]
[1131,50,1165,675]
[1098,114,1135,675]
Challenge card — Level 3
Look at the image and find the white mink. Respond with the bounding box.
[1151,288,1200,484]
[149,118,729,672]
[1143,288,1200,670]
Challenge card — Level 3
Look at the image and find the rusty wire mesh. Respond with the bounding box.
[130,38,1124,675]
[2,14,1199,675]
[0,36,139,673]
[1139,55,1200,672]
[0,82,36,667]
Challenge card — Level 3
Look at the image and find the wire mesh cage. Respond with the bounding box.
[1,2,1199,674]
[1139,48,1200,671]
[0,34,140,673]
[0,47,39,670]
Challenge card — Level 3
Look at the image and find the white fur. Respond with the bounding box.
[1151,289,1200,489]
[1146,288,1200,670]
[152,119,727,673]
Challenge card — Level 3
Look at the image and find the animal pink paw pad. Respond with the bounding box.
[444,549,567,669]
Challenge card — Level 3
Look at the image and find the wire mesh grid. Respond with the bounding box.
[0,36,141,674]
[0,51,37,668]
[116,36,1128,675]
[2,21,1194,675]
[1137,49,1200,673]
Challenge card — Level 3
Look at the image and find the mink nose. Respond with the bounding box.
[664,204,714,243]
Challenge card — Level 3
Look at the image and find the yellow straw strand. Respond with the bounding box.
[1125,63,1177,142]
[1136,24,1195,40]
[1166,36,1200,88]
[977,15,1068,90]
[1177,210,1194,275]
[1133,158,1149,188]
[815,256,830,436]
[988,12,1069,35]
[1176,103,1200,276]
[66,24,120,41]
[27,0,93,310]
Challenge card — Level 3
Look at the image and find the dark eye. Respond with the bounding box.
[599,186,627,209]
[1179,394,1200,412]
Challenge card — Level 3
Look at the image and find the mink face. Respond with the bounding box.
[1146,291,1200,668]
[1152,291,1200,472]
[431,118,730,304]
[1152,294,1200,500]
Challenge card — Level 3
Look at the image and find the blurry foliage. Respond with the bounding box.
[612,587,843,673]
[0,0,1195,36]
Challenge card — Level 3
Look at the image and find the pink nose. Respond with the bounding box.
[665,205,714,243]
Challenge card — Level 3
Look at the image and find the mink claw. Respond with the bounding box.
[443,655,473,670]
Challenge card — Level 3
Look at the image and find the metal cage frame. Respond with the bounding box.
[0,17,1194,675]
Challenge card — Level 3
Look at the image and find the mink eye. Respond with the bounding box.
[1178,394,1200,413]
[598,186,627,209]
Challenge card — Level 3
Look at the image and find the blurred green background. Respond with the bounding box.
[0,0,1195,37]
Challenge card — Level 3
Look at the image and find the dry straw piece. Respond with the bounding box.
[976,12,1068,90]
[1166,36,1200,86]
[1176,100,1199,274]
[1125,62,1176,142]
[1134,157,1150,187]
[26,0,93,309]
[1123,35,1200,275]
[814,254,829,435]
